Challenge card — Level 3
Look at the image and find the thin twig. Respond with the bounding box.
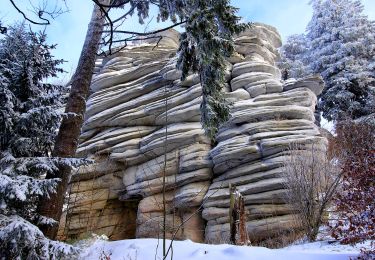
[102,20,186,35]
[9,0,50,25]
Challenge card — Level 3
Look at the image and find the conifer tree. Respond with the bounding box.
[172,0,249,137]
[307,0,375,121]
[0,24,79,259]
[278,34,312,79]
[280,0,375,121]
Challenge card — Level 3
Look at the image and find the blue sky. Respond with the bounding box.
[1,0,375,82]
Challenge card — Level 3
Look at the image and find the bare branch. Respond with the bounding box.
[103,4,136,26]
[91,0,130,8]
[152,36,163,50]
[8,0,66,25]
[102,20,186,36]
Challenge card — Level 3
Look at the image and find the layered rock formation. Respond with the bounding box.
[202,26,326,243]
[59,23,326,244]
[60,30,210,241]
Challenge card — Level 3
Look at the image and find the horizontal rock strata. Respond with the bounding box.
[59,32,210,242]
[59,23,327,244]
[202,24,326,243]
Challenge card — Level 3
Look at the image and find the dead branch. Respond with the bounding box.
[8,0,67,25]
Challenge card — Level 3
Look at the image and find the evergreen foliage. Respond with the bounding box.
[278,34,312,79]
[156,0,250,137]
[0,24,79,259]
[279,0,375,122]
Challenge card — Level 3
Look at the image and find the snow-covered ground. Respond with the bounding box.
[79,237,372,260]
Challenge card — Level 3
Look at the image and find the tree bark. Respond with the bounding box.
[38,1,109,239]
[229,184,236,244]
[229,184,250,246]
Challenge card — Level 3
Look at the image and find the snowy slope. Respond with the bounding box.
[79,238,370,260]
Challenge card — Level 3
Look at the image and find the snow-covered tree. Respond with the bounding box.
[0,24,79,259]
[280,0,375,122]
[307,0,375,121]
[173,0,248,137]
[279,34,312,79]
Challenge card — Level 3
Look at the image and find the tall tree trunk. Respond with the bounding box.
[38,1,108,239]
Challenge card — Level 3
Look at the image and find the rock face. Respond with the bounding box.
[59,23,326,244]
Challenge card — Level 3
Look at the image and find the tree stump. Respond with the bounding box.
[229,184,251,245]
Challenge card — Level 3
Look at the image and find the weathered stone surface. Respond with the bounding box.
[228,51,245,64]
[202,22,325,243]
[231,72,269,90]
[77,126,156,157]
[217,119,319,142]
[225,88,250,102]
[283,75,325,95]
[232,61,281,79]
[139,123,210,157]
[174,181,210,207]
[60,25,327,245]
[136,213,183,239]
[228,105,316,125]
[91,60,168,92]
[122,150,179,188]
[142,29,180,48]
[246,83,267,97]
[58,199,138,240]
[205,214,299,243]
[238,23,282,49]
[86,75,167,119]
[202,204,294,224]
[181,208,206,242]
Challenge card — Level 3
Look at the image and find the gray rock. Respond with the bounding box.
[231,72,274,91]
[246,83,267,97]
[232,61,281,79]
[283,75,325,95]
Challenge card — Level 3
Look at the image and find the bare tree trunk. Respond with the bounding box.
[38,1,109,239]
[162,87,168,257]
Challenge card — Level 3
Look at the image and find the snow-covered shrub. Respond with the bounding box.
[0,24,80,259]
[330,121,375,244]
[0,215,77,259]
